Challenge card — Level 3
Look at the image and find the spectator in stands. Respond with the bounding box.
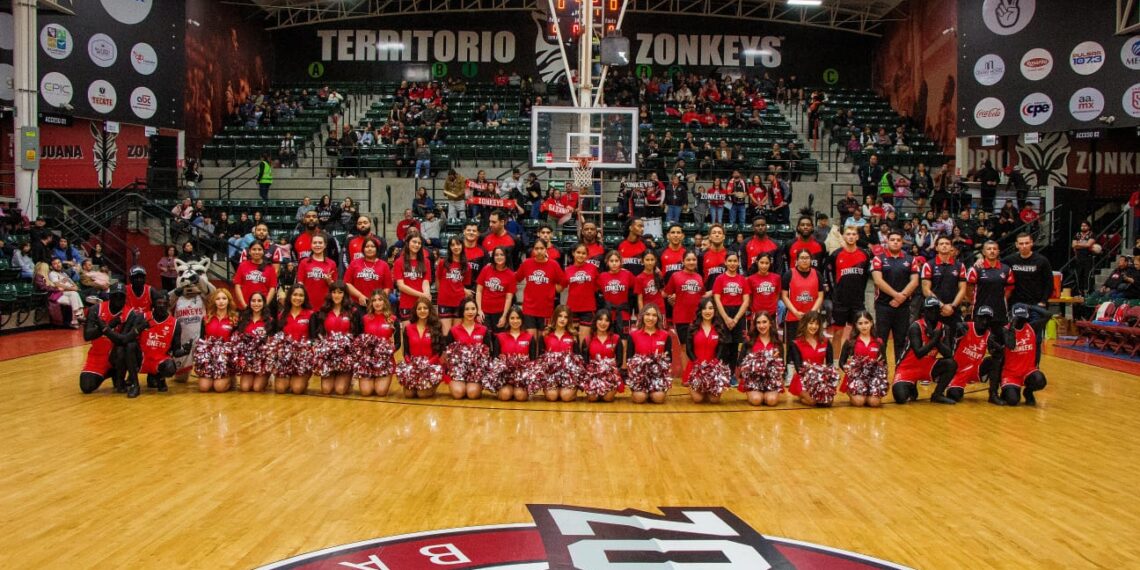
[836,190,859,226]
[999,199,1018,221]
[421,210,442,250]
[395,209,420,248]
[910,163,933,210]
[324,132,339,177]
[44,259,84,327]
[52,237,85,280]
[874,128,892,150]
[278,132,298,168]
[443,170,467,221]
[1099,256,1131,300]
[975,160,999,214]
[13,241,34,279]
[315,195,338,228]
[89,242,108,271]
[845,133,862,159]
[1125,256,1140,300]
[339,125,359,178]
[184,159,203,201]
[339,197,358,230]
[158,245,179,291]
[847,208,867,230]
[179,241,199,263]
[358,127,375,147]
[79,258,111,303]
[413,187,436,219]
[893,126,910,153]
[295,196,315,225]
[857,154,883,202]
[468,104,488,128]
[427,121,446,148]
[785,142,803,182]
[1019,202,1040,226]
[664,175,688,224]
[413,137,432,179]
[486,103,505,127]
[525,173,543,220]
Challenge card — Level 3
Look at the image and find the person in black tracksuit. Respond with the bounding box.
[1002,232,1053,355]
[966,240,1014,338]
[871,230,919,358]
[921,235,968,331]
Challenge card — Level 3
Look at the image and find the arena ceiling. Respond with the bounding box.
[235,0,907,35]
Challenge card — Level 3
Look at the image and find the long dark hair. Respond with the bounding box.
[441,236,468,275]
[640,249,664,291]
[360,235,383,260]
[690,297,727,345]
[747,310,779,346]
[490,246,510,270]
[237,292,276,335]
[400,234,426,273]
[318,281,352,315]
[275,284,311,330]
[411,296,445,354]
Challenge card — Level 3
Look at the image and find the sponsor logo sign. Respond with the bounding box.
[40,71,73,107]
[974,97,1005,129]
[1020,48,1053,81]
[1019,92,1053,126]
[87,80,117,114]
[129,86,157,119]
[130,42,158,75]
[40,23,72,59]
[1069,41,1105,75]
[1123,83,1140,119]
[100,0,154,25]
[982,0,1036,36]
[1068,87,1104,121]
[1121,36,1140,70]
[973,53,1005,86]
[88,33,118,67]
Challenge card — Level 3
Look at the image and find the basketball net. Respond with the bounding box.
[571,155,597,191]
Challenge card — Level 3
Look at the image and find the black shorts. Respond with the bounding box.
[398,307,415,321]
[522,314,548,330]
[483,311,503,332]
[830,303,864,326]
[572,311,595,327]
[438,304,461,318]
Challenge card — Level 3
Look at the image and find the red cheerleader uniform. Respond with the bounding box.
[497,331,535,357]
[629,328,671,355]
[839,336,883,393]
[683,324,720,383]
[893,320,944,383]
[139,314,177,375]
[543,331,576,354]
[203,315,235,340]
[82,301,127,376]
[282,309,314,341]
[789,338,828,395]
[1001,325,1038,388]
[664,270,705,326]
[322,309,353,334]
[587,333,622,360]
[404,323,440,361]
[362,313,396,339]
[950,322,990,389]
[298,256,338,309]
[450,323,488,345]
[598,269,635,321]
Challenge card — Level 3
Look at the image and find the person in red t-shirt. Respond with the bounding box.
[1018,202,1040,225]
[233,241,278,310]
[564,243,600,343]
[393,235,433,321]
[516,239,566,335]
[635,250,666,323]
[475,246,517,333]
[481,210,518,268]
[344,236,393,305]
[598,250,636,331]
[747,252,781,323]
[395,209,421,245]
[664,250,706,345]
[435,238,472,335]
[296,233,339,309]
[712,251,751,372]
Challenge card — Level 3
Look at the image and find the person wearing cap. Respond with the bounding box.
[80,283,150,398]
[946,306,1004,404]
[995,304,1048,406]
[125,266,157,313]
[891,297,958,404]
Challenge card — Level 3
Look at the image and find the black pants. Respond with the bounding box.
[1002,372,1047,405]
[875,303,910,359]
[981,187,995,213]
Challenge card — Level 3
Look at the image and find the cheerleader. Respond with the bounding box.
[344,236,393,306]
[436,237,471,336]
[475,246,516,333]
[578,309,625,402]
[737,311,785,406]
[891,297,957,405]
[627,304,673,404]
[838,311,888,408]
[445,298,496,400]
[312,282,356,395]
[712,251,750,375]
[747,253,781,329]
[996,304,1048,406]
[664,250,706,350]
[493,307,537,402]
[564,243,600,345]
[195,288,238,393]
[598,250,636,332]
[272,285,314,395]
[535,305,583,402]
[684,298,731,404]
[516,239,566,336]
[235,292,275,393]
[397,297,446,398]
[393,234,433,321]
[634,250,666,324]
[788,310,838,406]
[947,306,1001,404]
[296,232,338,309]
[354,291,401,397]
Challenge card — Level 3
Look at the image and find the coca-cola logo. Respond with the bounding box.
[973,97,1005,129]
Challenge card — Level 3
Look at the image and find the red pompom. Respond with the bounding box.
[264,332,313,377]
[396,356,444,391]
[582,356,623,397]
[351,335,396,378]
[625,353,672,393]
[193,336,234,379]
[444,343,491,384]
[230,329,268,375]
[737,348,786,393]
[313,332,355,377]
[843,355,888,397]
[800,362,840,405]
[528,351,587,393]
[496,353,532,391]
[688,360,731,397]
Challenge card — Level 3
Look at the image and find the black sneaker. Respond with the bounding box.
[1023,391,1036,406]
[988,394,1005,406]
[127,382,140,399]
[931,394,957,405]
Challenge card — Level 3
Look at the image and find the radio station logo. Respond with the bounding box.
[1019,93,1052,126]
[130,43,158,75]
[1020,48,1053,81]
[973,54,1005,86]
[1122,36,1140,70]
[974,97,1005,129]
[1069,41,1105,75]
[982,0,1036,36]
[40,23,72,59]
[101,0,153,25]
[1068,87,1104,121]
[40,71,73,107]
[1123,83,1140,119]
[88,34,118,68]
[129,86,157,119]
[258,505,910,570]
[87,80,117,114]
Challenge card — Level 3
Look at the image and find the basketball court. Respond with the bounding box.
[2,339,1138,568]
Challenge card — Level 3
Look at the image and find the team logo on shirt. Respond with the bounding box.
[243,270,268,284]
[568,270,593,284]
[258,505,905,569]
[306,267,328,280]
[357,267,380,281]
[484,277,505,292]
[796,291,814,303]
[755,280,776,295]
[722,281,744,296]
[840,266,864,277]
[603,280,627,294]
[445,268,464,282]
[529,270,551,285]
[680,279,702,293]
[403,269,423,280]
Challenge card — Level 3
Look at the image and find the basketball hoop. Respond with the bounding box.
[571,154,597,191]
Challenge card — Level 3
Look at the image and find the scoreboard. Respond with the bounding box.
[545,0,620,43]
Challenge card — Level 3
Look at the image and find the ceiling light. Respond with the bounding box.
[788,0,823,6]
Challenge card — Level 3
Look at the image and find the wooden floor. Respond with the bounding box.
[1,341,1138,569]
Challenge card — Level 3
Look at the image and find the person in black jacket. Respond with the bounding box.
[664,174,688,225]
[857,154,884,202]
[976,160,1000,214]
[1002,232,1053,350]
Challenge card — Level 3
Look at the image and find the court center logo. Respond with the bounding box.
[973,97,1005,130]
[40,23,72,59]
[1019,92,1052,126]
[973,54,1005,86]
[1020,48,1052,81]
[88,33,118,68]
[258,505,910,569]
[982,0,1035,36]
[1068,87,1104,121]
[1069,41,1105,75]
[1121,36,1140,70]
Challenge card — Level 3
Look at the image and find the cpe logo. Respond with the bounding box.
[88,33,118,67]
[974,97,1005,129]
[87,80,117,114]
[1019,93,1053,126]
[130,42,157,75]
[982,0,1036,36]
[973,54,1005,86]
[129,86,157,119]
[1069,41,1105,75]
[39,23,72,59]
[1068,87,1104,121]
[100,0,153,25]
[1020,48,1053,81]
[1121,36,1140,70]
[40,71,73,107]
[1123,83,1140,119]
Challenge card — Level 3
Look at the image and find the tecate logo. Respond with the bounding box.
[1019,93,1052,126]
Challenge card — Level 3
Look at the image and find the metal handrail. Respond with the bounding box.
[1057,209,1129,276]
[37,190,136,276]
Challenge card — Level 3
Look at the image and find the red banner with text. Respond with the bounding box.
[38,119,152,190]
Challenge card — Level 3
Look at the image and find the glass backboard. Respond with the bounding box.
[530,106,638,170]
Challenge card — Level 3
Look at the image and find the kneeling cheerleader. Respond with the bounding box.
[234,292,274,393]
[445,299,500,400]
[354,292,400,397]
[626,303,673,404]
[268,285,315,395]
[788,310,840,406]
[532,305,586,402]
[312,282,357,395]
[395,297,445,398]
[737,311,786,406]
[493,307,538,402]
[195,288,238,393]
[838,311,888,408]
[579,309,625,402]
[683,298,732,404]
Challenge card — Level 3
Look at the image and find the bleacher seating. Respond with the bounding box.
[820,87,948,171]
[200,87,346,166]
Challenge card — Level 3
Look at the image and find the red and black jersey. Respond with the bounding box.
[894,320,943,382]
[1001,324,1037,385]
[617,238,651,275]
[701,247,729,289]
[966,260,1015,321]
[782,267,822,322]
[953,322,990,371]
[586,333,622,361]
[827,246,872,308]
[783,237,826,273]
[744,236,781,273]
[921,255,966,305]
[139,315,177,364]
[463,245,487,286]
[126,284,154,314]
[583,242,606,270]
[658,245,689,282]
[564,263,599,313]
[871,250,919,305]
[404,323,440,359]
[481,231,517,267]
